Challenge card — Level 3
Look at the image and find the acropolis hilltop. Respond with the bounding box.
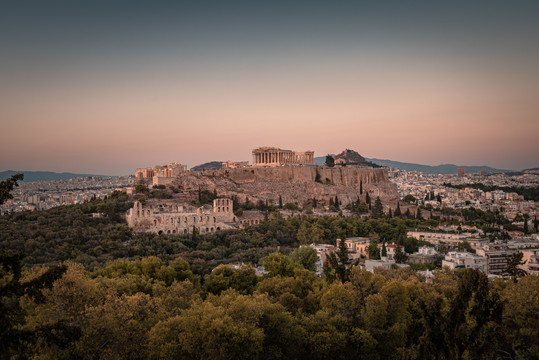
[126,147,397,234]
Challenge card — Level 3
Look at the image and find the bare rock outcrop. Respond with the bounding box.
[173,166,397,208]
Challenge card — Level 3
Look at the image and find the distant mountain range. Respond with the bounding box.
[0,170,108,182]
[314,155,507,174]
[364,159,506,174]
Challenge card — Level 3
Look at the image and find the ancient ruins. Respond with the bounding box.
[126,198,237,235]
[252,147,314,166]
[125,147,398,234]
[135,163,187,187]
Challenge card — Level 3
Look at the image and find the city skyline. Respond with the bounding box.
[1,1,538,175]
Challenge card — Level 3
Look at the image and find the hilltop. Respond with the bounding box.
[191,161,223,171]
[0,170,109,182]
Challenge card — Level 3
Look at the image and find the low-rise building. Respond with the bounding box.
[476,246,516,276]
[409,246,439,265]
[520,249,539,275]
[442,251,487,273]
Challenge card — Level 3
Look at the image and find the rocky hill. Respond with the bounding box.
[190,161,223,171]
[334,149,380,167]
[172,166,397,208]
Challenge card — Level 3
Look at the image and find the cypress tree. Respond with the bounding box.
[405,208,411,219]
[360,180,363,195]
[394,201,402,217]
[279,195,283,208]
[371,197,384,219]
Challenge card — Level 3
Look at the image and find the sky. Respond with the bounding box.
[1,0,538,175]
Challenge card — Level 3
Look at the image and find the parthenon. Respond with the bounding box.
[252,147,314,166]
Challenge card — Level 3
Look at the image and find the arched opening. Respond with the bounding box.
[158,230,163,235]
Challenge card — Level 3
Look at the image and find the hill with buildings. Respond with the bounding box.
[0,170,108,182]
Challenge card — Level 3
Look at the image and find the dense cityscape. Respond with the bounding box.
[1,1,538,359]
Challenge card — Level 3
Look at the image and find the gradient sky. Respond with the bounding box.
[1,1,538,175]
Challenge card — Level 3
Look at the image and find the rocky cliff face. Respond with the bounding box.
[206,166,388,185]
[173,166,397,208]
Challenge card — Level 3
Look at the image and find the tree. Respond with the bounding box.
[404,195,416,204]
[394,246,408,264]
[0,173,24,205]
[360,180,363,195]
[290,246,318,272]
[325,155,335,167]
[315,170,322,183]
[371,197,383,219]
[327,240,352,283]
[394,202,401,217]
[416,208,423,220]
[0,253,71,357]
[334,196,340,210]
[381,243,387,257]
[365,192,371,209]
[262,253,299,277]
[404,208,411,219]
[503,252,528,282]
[367,239,380,260]
[278,195,283,208]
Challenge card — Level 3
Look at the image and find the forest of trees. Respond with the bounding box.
[2,253,538,359]
[1,184,538,359]
[0,192,435,273]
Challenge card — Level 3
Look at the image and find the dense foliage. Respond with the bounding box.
[1,195,434,273]
[1,254,537,360]
[2,193,538,359]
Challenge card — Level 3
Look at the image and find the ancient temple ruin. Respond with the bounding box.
[252,147,314,166]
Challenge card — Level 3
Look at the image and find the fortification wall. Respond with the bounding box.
[203,166,388,185]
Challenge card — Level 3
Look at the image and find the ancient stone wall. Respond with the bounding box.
[126,198,237,234]
[206,166,388,185]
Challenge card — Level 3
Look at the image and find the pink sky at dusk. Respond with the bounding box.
[1,1,538,175]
